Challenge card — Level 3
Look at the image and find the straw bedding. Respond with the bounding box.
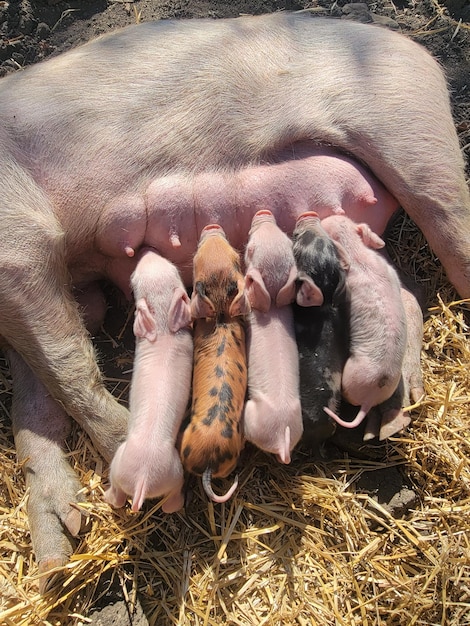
[1,211,470,625]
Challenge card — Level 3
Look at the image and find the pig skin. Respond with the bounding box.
[243,210,302,463]
[321,216,407,429]
[7,349,86,594]
[362,281,425,441]
[180,225,248,503]
[181,317,247,503]
[5,281,108,593]
[104,248,192,513]
[292,213,349,449]
[1,12,469,581]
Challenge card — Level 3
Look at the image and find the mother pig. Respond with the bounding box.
[1,11,469,582]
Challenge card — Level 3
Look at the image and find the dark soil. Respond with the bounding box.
[1,1,469,623]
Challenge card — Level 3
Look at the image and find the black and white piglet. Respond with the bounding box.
[292,212,349,449]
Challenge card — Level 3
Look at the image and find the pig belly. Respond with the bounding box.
[231,148,399,238]
[3,12,469,295]
[96,146,398,288]
[143,148,399,250]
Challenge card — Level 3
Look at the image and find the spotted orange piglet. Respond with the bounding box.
[180,224,249,502]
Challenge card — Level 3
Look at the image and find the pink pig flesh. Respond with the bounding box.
[104,248,192,513]
[90,146,399,294]
[243,210,302,463]
[3,13,467,581]
[321,216,407,429]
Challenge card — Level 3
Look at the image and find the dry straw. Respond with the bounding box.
[1,206,470,625]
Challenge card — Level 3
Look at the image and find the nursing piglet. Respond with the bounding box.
[180,225,249,503]
[105,248,192,513]
[243,209,302,463]
[321,216,407,429]
[292,212,349,448]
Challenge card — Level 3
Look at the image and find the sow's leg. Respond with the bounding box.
[0,164,128,461]
[8,349,86,593]
[6,282,112,593]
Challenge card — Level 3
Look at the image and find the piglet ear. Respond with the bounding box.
[356,223,385,250]
[296,272,324,307]
[168,287,192,333]
[333,241,351,271]
[245,268,271,313]
[190,294,215,319]
[134,298,157,341]
[332,271,348,307]
[275,265,297,308]
[229,279,251,317]
[190,281,215,319]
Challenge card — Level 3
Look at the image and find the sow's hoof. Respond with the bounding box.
[27,460,89,594]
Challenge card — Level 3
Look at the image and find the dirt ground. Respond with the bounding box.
[0,1,469,624]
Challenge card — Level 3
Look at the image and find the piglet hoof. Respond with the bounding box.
[202,469,239,503]
[363,411,381,441]
[375,378,415,441]
[379,407,411,441]
[401,366,425,411]
[409,385,426,406]
[161,490,185,514]
[103,485,128,510]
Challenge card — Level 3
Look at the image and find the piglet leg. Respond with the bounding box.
[362,378,409,441]
[398,284,425,406]
[7,348,87,594]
